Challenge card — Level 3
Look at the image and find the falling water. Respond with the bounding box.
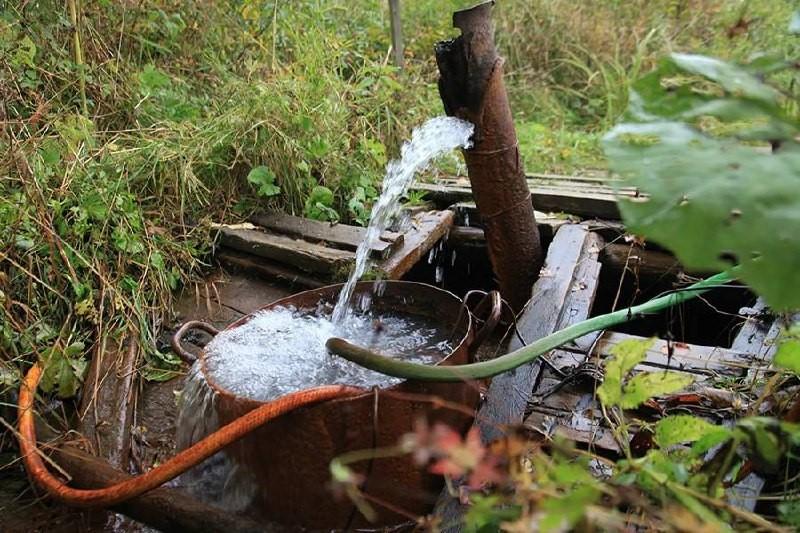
[330,116,474,324]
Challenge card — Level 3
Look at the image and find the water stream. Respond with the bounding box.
[330,116,474,324]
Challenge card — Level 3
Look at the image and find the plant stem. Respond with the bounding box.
[327,270,735,381]
[68,0,88,115]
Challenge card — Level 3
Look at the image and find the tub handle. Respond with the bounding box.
[171,320,220,364]
[464,290,502,357]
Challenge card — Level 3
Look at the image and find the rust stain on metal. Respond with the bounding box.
[435,0,543,311]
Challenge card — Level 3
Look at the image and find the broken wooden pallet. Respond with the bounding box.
[215,210,455,282]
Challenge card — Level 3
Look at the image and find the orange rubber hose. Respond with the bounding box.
[18,363,364,507]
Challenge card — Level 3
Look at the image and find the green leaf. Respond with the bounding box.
[605,122,800,310]
[620,371,694,409]
[82,193,108,220]
[735,417,786,472]
[138,64,171,94]
[246,166,281,198]
[304,186,339,222]
[464,494,520,533]
[606,50,800,310]
[39,346,86,398]
[654,414,730,448]
[774,325,800,375]
[538,485,601,533]
[670,53,781,105]
[13,36,36,68]
[778,498,800,527]
[597,337,653,408]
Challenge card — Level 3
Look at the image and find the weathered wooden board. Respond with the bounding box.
[218,249,325,289]
[434,224,604,530]
[726,303,800,511]
[78,335,139,470]
[572,331,748,379]
[525,376,620,453]
[250,211,402,258]
[216,225,354,276]
[448,202,573,247]
[479,225,603,440]
[378,210,455,279]
[413,174,640,219]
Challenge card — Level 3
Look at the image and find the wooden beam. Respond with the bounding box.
[413,177,628,219]
[249,212,401,259]
[570,331,747,379]
[218,249,326,289]
[78,335,139,470]
[216,226,354,276]
[434,224,604,529]
[378,210,454,279]
[49,445,275,533]
[726,302,800,512]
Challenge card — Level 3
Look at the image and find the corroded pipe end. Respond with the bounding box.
[435,1,498,122]
[435,0,544,312]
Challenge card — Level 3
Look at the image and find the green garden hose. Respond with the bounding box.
[326,270,735,381]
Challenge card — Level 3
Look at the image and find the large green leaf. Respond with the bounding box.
[246,165,281,198]
[654,414,730,448]
[606,52,800,309]
[774,324,800,374]
[597,337,652,408]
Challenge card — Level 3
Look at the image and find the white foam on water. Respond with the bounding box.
[200,306,453,402]
[331,116,474,324]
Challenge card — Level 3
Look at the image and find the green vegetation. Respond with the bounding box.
[2,2,799,528]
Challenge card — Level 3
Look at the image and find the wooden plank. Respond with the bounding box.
[378,210,454,279]
[413,181,623,219]
[600,243,718,278]
[573,331,747,379]
[49,445,274,533]
[450,201,576,228]
[78,335,139,470]
[434,224,604,531]
[524,377,620,453]
[216,225,354,276]
[726,304,799,511]
[449,202,572,246]
[249,211,402,259]
[218,249,325,289]
[479,225,603,441]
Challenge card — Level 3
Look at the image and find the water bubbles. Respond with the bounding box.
[199,306,453,403]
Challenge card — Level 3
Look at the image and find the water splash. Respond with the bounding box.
[331,116,473,324]
[200,306,452,402]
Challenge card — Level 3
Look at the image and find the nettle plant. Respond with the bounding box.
[333,16,800,532]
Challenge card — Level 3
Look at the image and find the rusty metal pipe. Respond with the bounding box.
[435,0,543,311]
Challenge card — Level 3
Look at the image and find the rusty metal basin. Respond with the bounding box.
[174,281,495,530]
